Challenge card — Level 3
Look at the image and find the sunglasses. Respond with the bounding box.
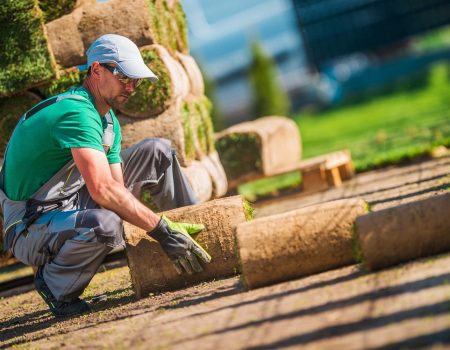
[100,63,144,87]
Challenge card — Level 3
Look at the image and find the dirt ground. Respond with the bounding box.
[1,156,450,349]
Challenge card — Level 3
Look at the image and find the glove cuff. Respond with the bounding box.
[147,217,169,243]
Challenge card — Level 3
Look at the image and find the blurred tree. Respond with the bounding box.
[249,41,290,119]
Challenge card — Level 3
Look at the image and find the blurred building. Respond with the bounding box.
[181,0,309,124]
[181,0,450,124]
[293,0,450,103]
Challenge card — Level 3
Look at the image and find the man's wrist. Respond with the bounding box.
[148,216,168,242]
[147,211,161,231]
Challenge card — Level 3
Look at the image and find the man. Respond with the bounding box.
[0,34,211,317]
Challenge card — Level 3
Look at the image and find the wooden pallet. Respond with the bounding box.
[227,149,354,193]
[266,149,354,193]
[298,150,354,193]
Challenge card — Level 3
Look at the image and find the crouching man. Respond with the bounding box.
[0,34,210,317]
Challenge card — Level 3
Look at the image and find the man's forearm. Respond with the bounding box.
[92,178,160,232]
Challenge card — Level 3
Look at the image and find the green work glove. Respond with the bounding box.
[163,215,205,236]
[148,215,212,274]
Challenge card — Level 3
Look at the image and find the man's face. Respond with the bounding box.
[99,64,141,109]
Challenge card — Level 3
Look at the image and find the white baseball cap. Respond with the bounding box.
[86,34,158,82]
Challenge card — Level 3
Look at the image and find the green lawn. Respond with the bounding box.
[239,63,450,200]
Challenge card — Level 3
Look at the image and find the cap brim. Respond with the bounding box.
[116,59,158,82]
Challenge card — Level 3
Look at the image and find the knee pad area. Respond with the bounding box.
[139,138,174,174]
[76,210,123,247]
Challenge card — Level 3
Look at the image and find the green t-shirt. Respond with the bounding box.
[3,87,122,201]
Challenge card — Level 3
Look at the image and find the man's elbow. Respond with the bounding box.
[87,180,116,207]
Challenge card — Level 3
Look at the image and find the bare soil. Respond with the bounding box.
[1,156,450,349]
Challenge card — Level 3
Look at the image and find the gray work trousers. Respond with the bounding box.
[10,138,197,302]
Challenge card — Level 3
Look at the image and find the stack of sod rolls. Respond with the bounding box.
[0,0,227,255]
[216,116,302,188]
[0,0,189,96]
[0,0,227,202]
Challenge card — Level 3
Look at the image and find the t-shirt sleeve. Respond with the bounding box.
[52,102,104,153]
[106,112,122,164]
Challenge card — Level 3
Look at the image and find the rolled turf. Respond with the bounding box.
[124,195,250,298]
[355,192,450,271]
[216,116,302,188]
[237,198,368,289]
[0,0,189,95]
[119,44,189,118]
[0,0,56,97]
[44,0,171,68]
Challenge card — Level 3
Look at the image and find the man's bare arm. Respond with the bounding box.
[72,147,159,231]
[109,162,124,185]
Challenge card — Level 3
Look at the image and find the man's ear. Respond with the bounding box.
[90,61,102,79]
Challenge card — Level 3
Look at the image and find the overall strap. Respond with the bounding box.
[21,93,114,153]
[23,94,87,121]
[103,112,115,153]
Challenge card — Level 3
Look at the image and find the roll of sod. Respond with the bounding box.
[117,97,194,167]
[0,92,42,157]
[201,151,228,198]
[44,0,189,68]
[0,0,57,97]
[237,198,368,289]
[215,131,262,186]
[355,192,450,271]
[181,160,213,203]
[216,116,302,188]
[124,195,250,298]
[169,0,189,54]
[175,52,204,98]
[45,0,158,68]
[152,0,189,54]
[118,45,189,118]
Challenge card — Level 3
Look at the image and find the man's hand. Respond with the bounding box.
[148,215,212,274]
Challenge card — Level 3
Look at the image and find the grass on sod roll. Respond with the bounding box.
[162,0,178,53]
[239,62,450,200]
[187,96,216,156]
[0,0,55,97]
[123,49,171,116]
[243,199,255,221]
[38,0,77,23]
[196,96,216,153]
[216,133,262,181]
[147,0,165,47]
[146,0,187,54]
[173,0,189,53]
[38,68,86,97]
[180,101,197,161]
